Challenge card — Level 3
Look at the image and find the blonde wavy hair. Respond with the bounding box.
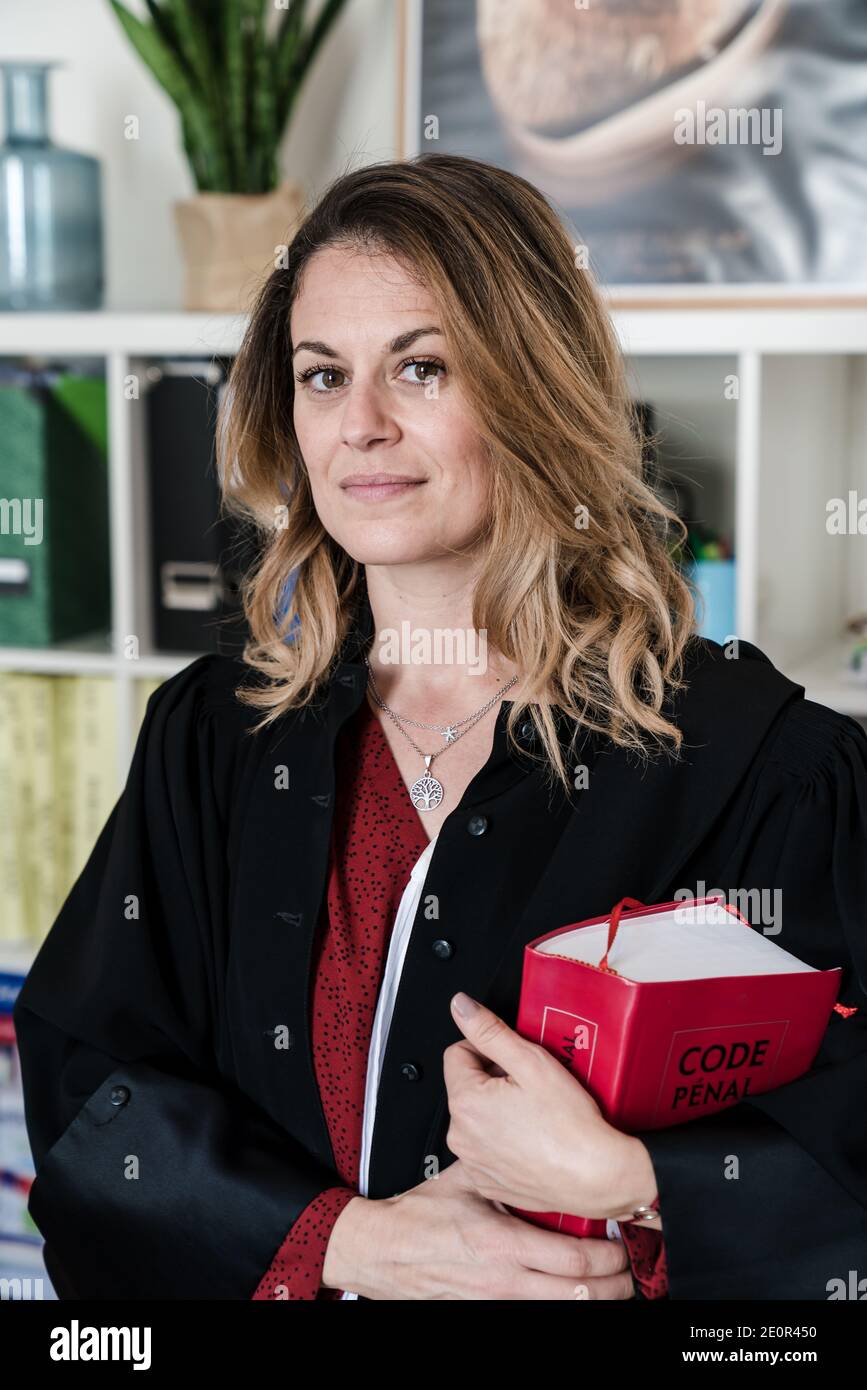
[216,153,697,792]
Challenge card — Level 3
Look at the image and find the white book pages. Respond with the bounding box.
[535,903,817,982]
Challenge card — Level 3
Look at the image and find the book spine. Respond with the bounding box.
[7,678,36,941]
[0,678,27,943]
[53,676,77,912]
[515,950,638,1238]
[29,675,56,943]
[73,678,117,879]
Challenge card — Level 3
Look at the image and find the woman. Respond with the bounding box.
[14,154,867,1301]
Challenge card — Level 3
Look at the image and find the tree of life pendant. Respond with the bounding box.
[409,754,444,811]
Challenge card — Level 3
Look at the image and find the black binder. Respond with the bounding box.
[145,359,259,654]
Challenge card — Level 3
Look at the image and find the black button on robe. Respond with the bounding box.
[13,598,867,1300]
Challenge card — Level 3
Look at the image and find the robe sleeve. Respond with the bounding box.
[633,698,867,1299]
[13,655,354,1300]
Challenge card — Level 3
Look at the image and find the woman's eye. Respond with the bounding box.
[296,365,346,392]
[398,357,445,384]
[295,356,446,394]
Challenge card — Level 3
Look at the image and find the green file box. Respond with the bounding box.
[0,371,110,646]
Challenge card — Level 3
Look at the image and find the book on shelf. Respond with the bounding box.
[0,672,166,950]
[0,967,57,1296]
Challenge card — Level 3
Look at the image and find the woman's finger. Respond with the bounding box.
[493,1267,635,1300]
[447,994,537,1083]
[509,1225,631,1280]
[564,1270,636,1301]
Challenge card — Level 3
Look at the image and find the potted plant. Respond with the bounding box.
[108,0,348,310]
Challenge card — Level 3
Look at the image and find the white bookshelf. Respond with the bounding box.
[0,304,866,780]
[617,304,867,715]
[0,313,247,785]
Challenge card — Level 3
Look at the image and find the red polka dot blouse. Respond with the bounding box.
[251,696,668,1300]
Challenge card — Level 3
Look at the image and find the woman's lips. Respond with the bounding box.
[340,478,426,502]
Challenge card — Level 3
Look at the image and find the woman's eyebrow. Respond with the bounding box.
[292,325,443,358]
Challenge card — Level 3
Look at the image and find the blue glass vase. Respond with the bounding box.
[0,62,104,310]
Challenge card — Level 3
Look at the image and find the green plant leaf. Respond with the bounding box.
[166,0,218,98]
[168,0,232,181]
[108,0,230,190]
[111,0,345,194]
[275,0,346,136]
[275,0,307,87]
[143,0,178,49]
[185,1,226,97]
[186,0,225,66]
[293,0,347,80]
[222,0,247,189]
[244,0,276,192]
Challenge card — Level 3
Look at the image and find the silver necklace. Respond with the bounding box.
[371,701,487,745]
[363,656,518,811]
[388,710,469,744]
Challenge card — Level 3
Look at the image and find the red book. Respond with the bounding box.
[513,895,844,1237]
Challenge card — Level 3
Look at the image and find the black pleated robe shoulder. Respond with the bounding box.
[13,611,867,1300]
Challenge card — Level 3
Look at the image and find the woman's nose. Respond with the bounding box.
[339,378,400,450]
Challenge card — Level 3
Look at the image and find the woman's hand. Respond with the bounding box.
[442,992,659,1223]
[322,1159,635,1300]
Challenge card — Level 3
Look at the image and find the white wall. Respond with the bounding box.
[0,0,398,308]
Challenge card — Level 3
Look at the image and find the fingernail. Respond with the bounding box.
[451,992,479,1019]
[573,1284,590,1300]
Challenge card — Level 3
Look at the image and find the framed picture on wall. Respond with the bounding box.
[397,0,867,305]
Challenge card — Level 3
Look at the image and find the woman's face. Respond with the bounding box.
[291,245,490,566]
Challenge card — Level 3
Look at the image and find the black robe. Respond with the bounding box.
[13,598,867,1300]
